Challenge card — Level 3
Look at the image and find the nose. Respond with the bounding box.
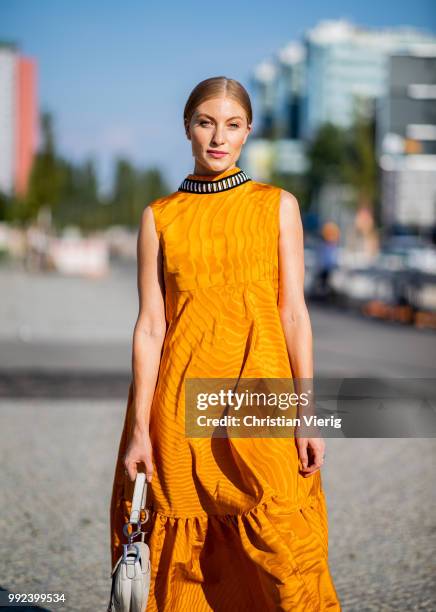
[211,124,225,146]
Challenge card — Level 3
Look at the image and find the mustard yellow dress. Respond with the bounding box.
[110,166,341,611]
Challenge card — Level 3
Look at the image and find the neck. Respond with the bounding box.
[192,162,236,177]
[179,167,251,193]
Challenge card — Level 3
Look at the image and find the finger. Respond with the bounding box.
[301,457,323,474]
[302,447,315,470]
[303,468,320,477]
[298,444,309,470]
[145,457,154,482]
[302,452,325,474]
[302,463,322,477]
[125,462,137,481]
[312,447,324,469]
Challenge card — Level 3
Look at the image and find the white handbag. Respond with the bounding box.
[107,472,151,612]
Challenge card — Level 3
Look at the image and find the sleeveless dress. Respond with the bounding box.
[109,165,341,611]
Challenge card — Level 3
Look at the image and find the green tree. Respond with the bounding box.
[305,122,348,207]
[110,158,137,226]
[269,170,309,210]
[26,111,65,220]
[9,107,170,231]
[305,118,378,217]
[110,159,169,227]
[2,190,33,226]
[53,157,102,231]
[343,115,378,212]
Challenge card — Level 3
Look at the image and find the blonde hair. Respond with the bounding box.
[183,76,253,133]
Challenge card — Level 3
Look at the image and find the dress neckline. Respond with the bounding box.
[178,165,251,194]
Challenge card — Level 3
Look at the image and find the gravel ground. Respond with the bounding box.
[0,261,138,344]
[0,398,435,611]
[0,261,435,610]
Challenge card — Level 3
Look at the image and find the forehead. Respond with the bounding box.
[194,96,245,118]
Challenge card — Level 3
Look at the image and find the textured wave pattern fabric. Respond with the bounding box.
[109,166,341,611]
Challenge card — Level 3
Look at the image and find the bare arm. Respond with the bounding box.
[278,189,325,477]
[132,205,167,430]
[278,190,313,380]
[124,205,166,482]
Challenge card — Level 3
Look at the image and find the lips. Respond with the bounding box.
[207,150,228,157]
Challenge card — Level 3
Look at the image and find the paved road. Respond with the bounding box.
[0,399,434,611]
[0,262,435,610]
[0,261,435,378]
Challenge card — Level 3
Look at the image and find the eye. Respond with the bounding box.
[200,120,212,126]
[229,123,240,128]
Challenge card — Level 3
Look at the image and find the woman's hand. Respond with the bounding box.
[123,425,154,483]
[294,429,325,478]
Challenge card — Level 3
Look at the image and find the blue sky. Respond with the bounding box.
[1,0,435,192]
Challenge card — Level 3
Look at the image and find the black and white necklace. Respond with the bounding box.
[178,170,251,194]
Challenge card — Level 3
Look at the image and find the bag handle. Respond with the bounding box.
[129,472,147,524]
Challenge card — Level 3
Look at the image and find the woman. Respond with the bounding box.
[109,76,341,611]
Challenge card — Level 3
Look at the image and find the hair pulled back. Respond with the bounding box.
[183,76,252,133]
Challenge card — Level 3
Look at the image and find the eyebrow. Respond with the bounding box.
[196,113,244,121]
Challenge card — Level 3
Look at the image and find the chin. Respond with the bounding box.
[207,156,233,168]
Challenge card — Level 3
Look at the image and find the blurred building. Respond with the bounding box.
[274,42,306,141]
[0,42,37,197]
[302,20,436,139]
[243,19,436,170]
[378,52,436,233]
[240,18,436,236]
[250,59,278,140]
[243,42,307,178]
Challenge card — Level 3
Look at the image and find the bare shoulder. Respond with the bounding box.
[279,189,302,234]
[141,192,173,233]
[279,189,300,213]
[140,205,157,233]
[138,205,162,248]
[148,193,172,211]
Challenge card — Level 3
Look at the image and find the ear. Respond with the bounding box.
[242,125,252,145]
[184,120,191,141]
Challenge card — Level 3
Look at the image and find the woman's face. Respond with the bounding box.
[186,96,251,175]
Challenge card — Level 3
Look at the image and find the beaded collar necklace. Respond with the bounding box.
[178,169,251,194]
